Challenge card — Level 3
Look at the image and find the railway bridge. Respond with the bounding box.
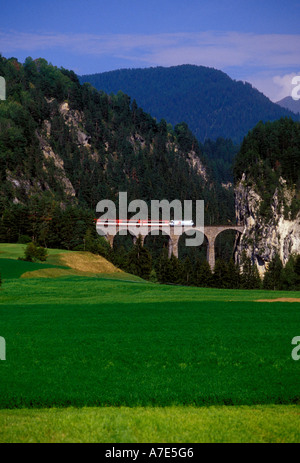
[103,225,244,269]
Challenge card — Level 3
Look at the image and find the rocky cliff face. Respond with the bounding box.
[5,96,211,206]
[235,173,300,275]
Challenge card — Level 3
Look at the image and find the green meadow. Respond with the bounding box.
[0,244,300,442]
[1,405,300,443]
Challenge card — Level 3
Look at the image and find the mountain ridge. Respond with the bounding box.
[277,96,300,114]
[79,64,299,143]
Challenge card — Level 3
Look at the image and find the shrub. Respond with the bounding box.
[23,242,48,262]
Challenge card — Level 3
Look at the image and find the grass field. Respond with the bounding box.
[1,405,300,443]
[0,244,300,442]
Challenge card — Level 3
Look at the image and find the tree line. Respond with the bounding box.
[69,232,300,291]
[233,117,300,220]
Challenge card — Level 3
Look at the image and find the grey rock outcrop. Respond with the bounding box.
[235,173,300,276]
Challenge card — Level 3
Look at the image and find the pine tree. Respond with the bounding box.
[193,259,213,287]
[280,255,300,290]
[240,251,261,289]
[157,248,172,284]
[127,235,152,280]
[149,268,158,283]
[182,257,193,286]
[227,258,241,289]
[263,254,283,290]
[295,255,300,277]
[213,259,230,288]
[168,254,180,284]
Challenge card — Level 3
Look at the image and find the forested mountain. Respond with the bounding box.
[277,96,300,114]
[234,117,300,284]
[234,117,300,207]
[201,138,239,185]
[0,55,234,249]
[79,65,298,143]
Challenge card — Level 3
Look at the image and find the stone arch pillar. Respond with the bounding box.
[207,236,216,270]
[106,234,114,248]
[204,226,244,270]
[169,235,179,258]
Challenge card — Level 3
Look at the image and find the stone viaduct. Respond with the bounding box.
[104,225,244,269]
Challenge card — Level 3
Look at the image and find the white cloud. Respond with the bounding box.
[0,30,299,68]
[0,29,299,100]
[273,73,300,101]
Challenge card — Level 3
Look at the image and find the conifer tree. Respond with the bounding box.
[193,259,213,287]
[227,258,241,289]
[263,254,283,290]
[127,235,152,280]
[157,248,172,284]
[280,255,300,290]
[213,259,229,288]
[240,251,261,289]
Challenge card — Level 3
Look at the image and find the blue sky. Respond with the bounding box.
[1,0,299,101]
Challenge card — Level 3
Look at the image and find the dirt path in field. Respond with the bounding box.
[256,298,300,303]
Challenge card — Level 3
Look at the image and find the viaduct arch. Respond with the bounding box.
[104,225,244,269]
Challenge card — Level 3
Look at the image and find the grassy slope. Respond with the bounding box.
[0,258,64,279]
[0,243,141,282]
